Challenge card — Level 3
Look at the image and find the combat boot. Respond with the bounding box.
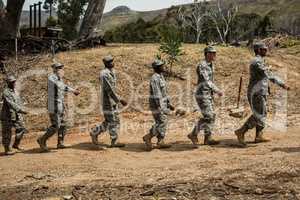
[235,125,248,147]
[13,129,26,151]
[90,129,99,145]
[187,133,199,146]
[37,137,49,152]
[157,138,172,149]
[12,138,24,152]
[204,135,220,145]
[4,146,15,156]
[143,133,153,151]
[110,138,126,148]
[57,140,67,149]
[255,126,269,143]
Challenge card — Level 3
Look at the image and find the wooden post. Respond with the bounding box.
[15,37,18,61]
[30,5,33,34]
[38,2,42,37]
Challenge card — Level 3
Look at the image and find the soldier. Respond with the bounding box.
[90,55,127,148]
[1,75,28,156]
[235,42,290,147]
[37,63,80,152]
[143,60,175,151]
[187,46,223,146]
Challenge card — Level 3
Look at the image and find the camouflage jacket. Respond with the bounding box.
[100,68,120,109]
[1,87,25,121]
[149,73,171,112]
[248,55,285,96]
[195,60,220,99]
[48,73,75,114]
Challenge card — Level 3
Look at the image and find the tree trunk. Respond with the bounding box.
[0,0,25,40]
[79,0,106,39]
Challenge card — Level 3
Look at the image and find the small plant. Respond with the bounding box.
[158,25,183,76]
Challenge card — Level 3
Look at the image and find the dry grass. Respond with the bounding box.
[1,43,300,130]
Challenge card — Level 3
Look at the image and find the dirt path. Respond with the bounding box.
[0,116,299,199]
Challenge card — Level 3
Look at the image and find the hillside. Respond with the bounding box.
[0,44,300,199]
[99,6,168,33]
[100,0,300,36]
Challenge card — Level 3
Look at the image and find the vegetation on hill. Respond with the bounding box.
[103,0,300,44]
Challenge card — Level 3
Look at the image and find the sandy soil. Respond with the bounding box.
[0,44,300,199]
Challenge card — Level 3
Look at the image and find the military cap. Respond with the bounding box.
[6,75,17,83]
[51,62,64,69]
[204,46,217,53]
[103,55,114,63]
[152,59,165,68]
[253,42,268,50]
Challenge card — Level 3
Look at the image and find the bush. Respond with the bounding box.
[46,16,58,27]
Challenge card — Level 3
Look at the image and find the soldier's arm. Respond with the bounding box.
[256,62,285,88]
[199,65,221,93]
[3,91,25,113]
[102,75,120,104]
[150,78,162,108]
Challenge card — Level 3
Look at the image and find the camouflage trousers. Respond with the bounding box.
[41,113,67,144]
[92,107,120,140]
[243,94,267,130]
[149,110,168,139]
[192,98,216,136]
[1,117,27,147]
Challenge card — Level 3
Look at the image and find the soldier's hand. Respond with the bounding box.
[73,90,80,96]
[283,85,290,91]
[216,91,224,97]
[20,110,28,115]
[169,104,175,111]
[120,99,128,106]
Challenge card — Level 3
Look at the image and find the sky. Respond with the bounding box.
[3,0,194,12]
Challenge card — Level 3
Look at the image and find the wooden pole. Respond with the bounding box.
[15,37,18,61]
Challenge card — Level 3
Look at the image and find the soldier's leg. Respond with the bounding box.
[37,114,58,151]
[155,112,171,149]
[57,113,68,149]
[253,95,268,143]
[143,111,158,150]
[199,99,219,145]
[188,99,205,145]
[89,111,110,145]
[2,121,14,155]
[108,110,125,148]
[12,118,28,150]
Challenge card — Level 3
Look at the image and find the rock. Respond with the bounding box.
[62,195,73,200]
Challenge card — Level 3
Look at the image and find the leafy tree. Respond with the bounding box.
[57,0,87,40]
[158,25,183,75]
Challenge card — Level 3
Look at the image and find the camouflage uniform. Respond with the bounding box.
[243,55,285,130]
[149,72,171,139]
[91,67,120,140]
[235,42,286,145]
[191,60,220,137]
[1,76,27,153]
[38,63,75,149]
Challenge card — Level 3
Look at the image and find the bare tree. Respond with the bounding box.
[79,0,106,39]
[208,0,238,44]
[0,0,25,40]
[178,0,208,43]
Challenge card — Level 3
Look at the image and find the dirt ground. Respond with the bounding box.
[0,44,300,199]
[0,117,299,200]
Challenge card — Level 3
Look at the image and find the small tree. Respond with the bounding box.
[158,25,183,75]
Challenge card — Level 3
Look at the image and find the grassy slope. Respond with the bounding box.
[1,44,300,131]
